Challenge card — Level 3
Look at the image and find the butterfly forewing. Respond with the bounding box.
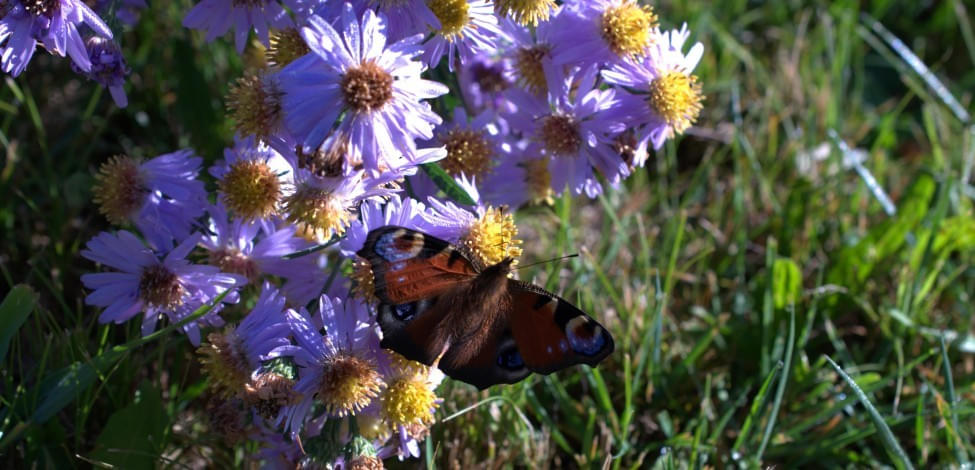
[357,226,480,304]
[508,281,615,374]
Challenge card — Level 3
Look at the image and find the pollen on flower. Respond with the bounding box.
[318,353,383,417]
[521,157,554,204]
[139,264,185,309]
[439,128,494,178]
[495,0,555,26]
[341,61,394,112]
[347,455,384,470]
[243,371,297,420]
[380,373,438,428]
[198,330,250,397]
[92,155,148,225]
[600,1,657,59]
[539,114,582,157]
[219,159,281,220]
[350,258,378,304]
[267,28,310,68]
[514,45,551,95]
[282,184,354,241]
[297,136,352,178]
[355,411,392,442]
[226,72,284,140]
[648,71,703,134]
[208,248,259,280]
[461,206,523,266]
[429,0,470,39]
[23,0,59,16]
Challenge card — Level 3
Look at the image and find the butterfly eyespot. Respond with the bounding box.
[393,303,416,321]
[566,317,606,356]
[376,230,424,262]
[497,348,524,370]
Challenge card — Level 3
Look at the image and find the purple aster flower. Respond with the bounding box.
[548,0,658,69]
[499,15,563,98]
[71,36,129,107]
[182,0,296,52]
[201,203,326,306]
[456,52,517,118]
[409,107,504,200]
[421,0,505,71]
[0,0,113,76]
[505,66,630,197]
[481,140,554,207]
[210,135,295,222]
[310,0,437,43]
[279,5,449,173]
[603,24,705,152]
[273,294,385,436]
[339,193,432,257]
[81,231,243,346]
[91,150,208,250]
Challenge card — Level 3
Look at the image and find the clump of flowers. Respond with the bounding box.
[75,1,706,466]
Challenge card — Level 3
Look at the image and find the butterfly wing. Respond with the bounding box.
[356,226,480,304]
[508,281,614,374]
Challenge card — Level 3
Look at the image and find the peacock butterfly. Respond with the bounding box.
[356,226,614,389]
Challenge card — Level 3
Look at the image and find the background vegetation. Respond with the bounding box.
[2,0,975,468]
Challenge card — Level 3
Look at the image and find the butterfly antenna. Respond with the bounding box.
[514,253,579,271]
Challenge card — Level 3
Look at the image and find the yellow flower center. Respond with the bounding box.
[243,372,297,420]
[600,2,657,59]
[514,45,550,95]
[648,71,703,134]
[267,28,310,68]
[439,128,494,178]
[521,157,554,204]
[494,0,555,27]
[428,0,470,39]
[139,264,185,309]
[381,375,437,428]
[198,330,251,398]
[461,206,523,266]
[350,258,378,303]
[92,155,148,225]
[219,159,281,220]
[282,184,354,241]
[318,353,384,417]
[208,248,259,280]
[342,61,395,112]
[226,72,284,140]
[539,114,582,157]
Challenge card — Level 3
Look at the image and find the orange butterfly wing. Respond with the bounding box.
[356,226,480,304]
[508,281,615,375]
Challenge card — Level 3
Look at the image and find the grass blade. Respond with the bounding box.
[756,305,796,460]
[0,284,37,363]
[732,360,783,454]
[939,335,968,463]
[823,355,915,470]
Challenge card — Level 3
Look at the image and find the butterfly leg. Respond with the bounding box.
[431,337,452,369]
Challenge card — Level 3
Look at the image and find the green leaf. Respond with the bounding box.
[420,163,476,205]
[89,382,168,470]
[0,284,37,363]
[31,349,124,423]
[772,258,802,309]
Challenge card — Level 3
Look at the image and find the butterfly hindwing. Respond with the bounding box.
[508,281,614,374]
[437,329,531,390]
[357,226,480,304]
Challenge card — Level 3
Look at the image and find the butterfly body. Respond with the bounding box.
[357,226,614,389]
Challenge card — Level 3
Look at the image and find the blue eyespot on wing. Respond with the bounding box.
[508,281,614,375]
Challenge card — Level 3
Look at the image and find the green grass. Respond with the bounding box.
[3,0,975,468]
